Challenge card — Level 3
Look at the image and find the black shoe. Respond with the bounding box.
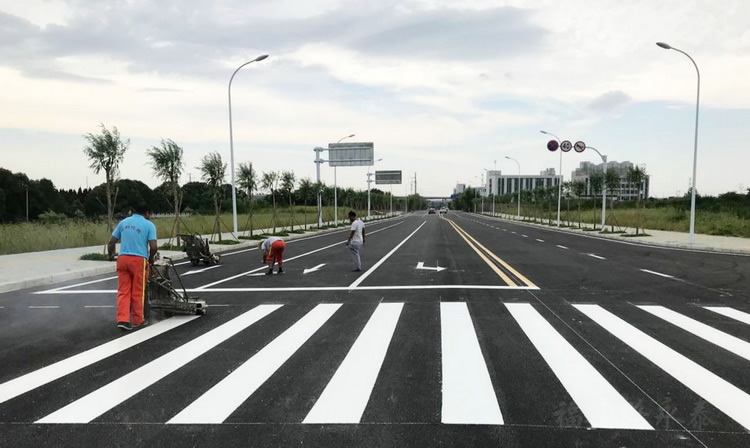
[132,319,148,330]
[352,268,362,272]
[265,269,273,275]
[277,268,284,274]
[117,322,132,331]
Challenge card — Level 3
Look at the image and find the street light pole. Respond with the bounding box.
[505,156,521,220]
[657,42,700,245]
[367,158,382,219]
[228,54,268,236]
[586,146,608,231]
[540,130,563,226]
[335,134,355,225]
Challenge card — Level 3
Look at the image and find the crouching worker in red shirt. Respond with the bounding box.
[260,236,286,275]
[107,203,158,331]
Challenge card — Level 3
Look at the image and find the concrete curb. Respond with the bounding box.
[0,214,402,294]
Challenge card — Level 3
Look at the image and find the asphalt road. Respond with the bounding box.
[1,212,749,448]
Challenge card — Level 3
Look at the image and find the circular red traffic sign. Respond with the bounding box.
[547,140,559,151]
[561,140,572,152]
[574,141,586,153]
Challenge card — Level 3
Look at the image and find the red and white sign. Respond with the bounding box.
[560,140,573,152]
[574,141,586,153]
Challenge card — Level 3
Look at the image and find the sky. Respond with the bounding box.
[1,0,749,198]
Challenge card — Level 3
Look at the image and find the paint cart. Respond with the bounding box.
[178,233,221,266]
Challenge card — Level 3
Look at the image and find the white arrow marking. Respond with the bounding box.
[303,263,326,274]
[416,262,446,272]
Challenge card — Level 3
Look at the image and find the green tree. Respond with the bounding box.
[571,180,586,228]
[83,124,129,232]
[296,177,314,228]
[627,165,648,235]
[589,171,604,228]
[199,152,227,240]
[605,168,621,231]
[237,162,258,236]
[147,138,184,244]
[261,171,279,233]
[280,170,296,230]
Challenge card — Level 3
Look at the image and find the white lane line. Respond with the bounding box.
[36,276,118,294]
[587,254,606,260]
[704,307,750,326]
[36,284,541,294]
[181,265,222,276]
[522,235,529,238]
[84,305,114,308]
[441,302,503,424]
[640,269,674,279]
[511,231,517,234]
[502,229,507,232]
[0,316,198,405]
[37,304,281,423]
[349,221,427,290]
[304,303,404,424]
[574,304,750,431]
[169,303,341,424]
[505,303,651,430]
[536,239,545,243]
[29,306,59,309]
[556,245,569,250]
[196,222,404,290]
[638,305,750,362]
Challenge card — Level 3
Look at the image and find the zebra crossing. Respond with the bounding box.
[2,300,749,431]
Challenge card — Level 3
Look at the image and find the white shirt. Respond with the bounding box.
[261,236,282,251]
[350,219,364,244]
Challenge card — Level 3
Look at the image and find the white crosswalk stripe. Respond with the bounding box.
[574,304,750,431]
[638,305,750,361]
[304,303,404,424]
[169,304,341,424]
[506,303,652,430]
[440,302,504,424]
[4,301,748,430]
[37,304,282,424]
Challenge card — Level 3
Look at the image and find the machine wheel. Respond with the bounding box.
[190,259,199,266]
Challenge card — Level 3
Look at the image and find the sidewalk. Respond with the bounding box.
[479,212,750,254]
[0,215,396,294]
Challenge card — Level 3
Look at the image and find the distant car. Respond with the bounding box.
[439,207,448,214]
[428,207,436,214]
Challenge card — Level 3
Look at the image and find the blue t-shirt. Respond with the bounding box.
[112,214,157,259]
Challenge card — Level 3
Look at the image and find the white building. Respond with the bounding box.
[571,161,650,200]
[453,183,466,195]
[483,169,563,197]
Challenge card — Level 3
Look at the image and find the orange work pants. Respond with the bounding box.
[116,255,149,325]
[265,240,286,265]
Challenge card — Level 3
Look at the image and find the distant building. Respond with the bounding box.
[484,168,563,197]
[453,183,466,195]
[571,161,650,200]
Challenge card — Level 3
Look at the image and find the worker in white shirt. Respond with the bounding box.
[346,210,366,272]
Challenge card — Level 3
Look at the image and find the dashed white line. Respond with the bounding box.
[536,239,545,243]
[29,306,59,309]
[556,245,569,250]
[84,305,114,308]
[587,254,606,260]
[511,231,517,234]
[640,269,674,279]
[522,235,529,238]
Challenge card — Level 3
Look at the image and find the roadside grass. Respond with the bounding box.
[0,206,391,255]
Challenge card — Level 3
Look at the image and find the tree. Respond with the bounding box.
[199,152,227,240]
[237,162,258,236]
[627,165,648,235]
[605,168,621,231]
[83,124,129,232]
[147,138,184,245]
[261,171,279,233]
[589,171,604,228]
[571,180,586,228]
[280,170,296,230]
[296,177,314,228]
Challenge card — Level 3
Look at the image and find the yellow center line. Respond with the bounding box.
[442,217,516,286]
[443,215,537,288]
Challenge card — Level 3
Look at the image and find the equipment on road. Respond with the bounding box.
[147,256,207,316]
[178,233,221,266]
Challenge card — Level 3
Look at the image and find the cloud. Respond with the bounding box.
[587,90,632,113]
